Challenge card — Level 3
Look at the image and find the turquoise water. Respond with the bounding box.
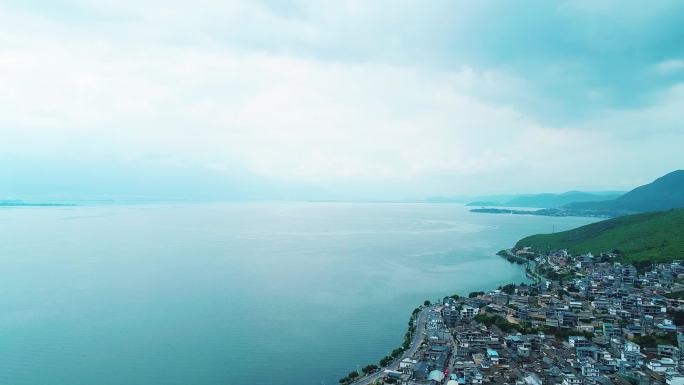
[0,203,596,384]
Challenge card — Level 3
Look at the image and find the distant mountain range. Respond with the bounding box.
[563,170,684,215]
[471,170,684,218]
[515,207,684,263]
[467,191,623,209]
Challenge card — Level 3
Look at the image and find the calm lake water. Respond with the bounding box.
[0,203,596,385]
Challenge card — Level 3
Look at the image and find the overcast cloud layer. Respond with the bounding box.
[2,0,683,200]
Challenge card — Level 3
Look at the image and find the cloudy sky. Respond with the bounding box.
[2,0,683,201]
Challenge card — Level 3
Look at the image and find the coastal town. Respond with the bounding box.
[343,249,684,385]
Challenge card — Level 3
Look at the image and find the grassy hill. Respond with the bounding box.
[515,208,684,263]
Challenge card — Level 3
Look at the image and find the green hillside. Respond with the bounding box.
[515,208,684,263]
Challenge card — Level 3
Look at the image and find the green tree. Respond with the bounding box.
[423,300,431,306]
[391,347,404,358]
[362,364,378,374]
[501,284,515,295]
[671,309,684,326]
[631,335,657,348]
[402,339,410,349]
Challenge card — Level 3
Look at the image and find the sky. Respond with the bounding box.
[1,0,683,201]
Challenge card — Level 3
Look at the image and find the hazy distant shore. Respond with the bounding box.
[0,201,75,207]
[470,207,614,218]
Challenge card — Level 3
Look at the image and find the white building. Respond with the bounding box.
[562,373,582,385]
[647,358,677,374]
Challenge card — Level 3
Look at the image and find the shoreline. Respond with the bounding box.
[343,232,684,385]
[343,307,430,385]
[343,251,535,385]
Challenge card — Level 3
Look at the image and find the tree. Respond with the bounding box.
[423,300,431,306]
[391,347,404,358]
[501,284,516,295]
[671,309,684,326]
[362,364,378,374]
[474,314,522,333]
[633,260,652,274]
[348,371,359,379]
[402,338,411,349]
[631,335,657,348]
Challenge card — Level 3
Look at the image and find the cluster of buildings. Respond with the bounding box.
[372,251,684,385]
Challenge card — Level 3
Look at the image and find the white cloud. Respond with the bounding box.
[653,59,684,75]
[0,1,681,198]
[0,11,569,184]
